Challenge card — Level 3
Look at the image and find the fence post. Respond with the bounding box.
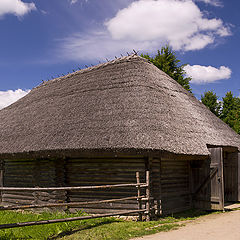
[136,172,142,221]
[146,170,151,221]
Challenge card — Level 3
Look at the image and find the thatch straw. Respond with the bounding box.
[0,55,239,157]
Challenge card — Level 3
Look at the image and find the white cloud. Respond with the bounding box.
[0,89,30,110]
[58,31,160,61]
[195,0,223,7]
[105,0,230,51]
[184,65,232,84]
[58,0,231,61]
[0,0,36,17]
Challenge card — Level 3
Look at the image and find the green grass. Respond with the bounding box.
[0,209,210,240]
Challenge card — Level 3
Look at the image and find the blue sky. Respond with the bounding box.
[0,0,239,109]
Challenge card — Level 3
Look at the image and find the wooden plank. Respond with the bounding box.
[146,170,150,221]
[0,196,142,211]
[0,183,147,191]
[136,172,142,221]
[208,147,224,210]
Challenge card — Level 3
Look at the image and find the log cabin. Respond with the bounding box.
[0,55,239,216]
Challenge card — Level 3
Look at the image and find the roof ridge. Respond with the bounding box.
[35,55,148,90]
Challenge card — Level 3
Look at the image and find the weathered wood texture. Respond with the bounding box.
[224,152,238,202]
[209,148,224,210]
[160,158,191,215]
[2,159,66,208]
[65,157,146,214]
[193,148,225,211]
[151,158,161,215]
[191,159,211,210]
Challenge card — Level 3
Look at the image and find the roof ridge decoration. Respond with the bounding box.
[36,55,146,89]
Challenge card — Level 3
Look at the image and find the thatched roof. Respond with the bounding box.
[0,55,239,157]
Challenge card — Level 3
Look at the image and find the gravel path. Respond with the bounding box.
[133,210,240,240]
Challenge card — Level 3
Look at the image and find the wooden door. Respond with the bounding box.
[192,148,224,210]
[208,148,224,210]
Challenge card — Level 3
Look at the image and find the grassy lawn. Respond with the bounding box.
[0,209,210,240]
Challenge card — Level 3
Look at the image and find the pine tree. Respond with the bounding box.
[201,91,221,117]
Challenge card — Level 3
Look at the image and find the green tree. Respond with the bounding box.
[201,90,221,117]
[141,46,192,92]
[221,91,240,134]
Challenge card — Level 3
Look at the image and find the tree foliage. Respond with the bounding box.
[201,91,221,117]
[141,46,192,92]
[220,91,240,134]
[201,90,240,134]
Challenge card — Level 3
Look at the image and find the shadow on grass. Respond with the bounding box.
[48,217,120,240]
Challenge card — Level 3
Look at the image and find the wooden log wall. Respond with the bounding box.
[151,158,161,215]
[2,159,66,209]
[1,155,210,215]
[191,159,211,210]
[65,157,146,214]
[159,157,191,215]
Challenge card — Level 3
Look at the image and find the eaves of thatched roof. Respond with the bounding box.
[0,55,239,158]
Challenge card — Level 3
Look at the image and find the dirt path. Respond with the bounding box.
[133,210,240,240]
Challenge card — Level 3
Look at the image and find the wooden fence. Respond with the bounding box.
[0,171,151,229]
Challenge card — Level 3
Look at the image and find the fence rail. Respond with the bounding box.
[0,171,151,229]
[0,183,147,191]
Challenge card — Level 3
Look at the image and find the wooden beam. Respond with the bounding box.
[146,171,151,221]
[0,183,147,192]
[0,196,144,211]
[136,172,142,221]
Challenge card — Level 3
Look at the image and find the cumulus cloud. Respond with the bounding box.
[105,0,230,51]
[0,0,36,18]
[59,0,231,60]
[0,89,30,110]
[184,65,231,84]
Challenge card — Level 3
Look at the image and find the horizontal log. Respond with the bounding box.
[0,196,143,211]
[68,158,144,163]
[2,199,34,205]
[0,183,147,191]
[2,194,34,201]
[0,209,147,230]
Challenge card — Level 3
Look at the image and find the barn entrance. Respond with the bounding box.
[223,151,239,203]
[192,147,239,211]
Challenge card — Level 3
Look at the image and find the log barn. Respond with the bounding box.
[0,55,240,216]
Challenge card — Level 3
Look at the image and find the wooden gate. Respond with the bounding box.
[193,147,224,210]
[209,148,224,210]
